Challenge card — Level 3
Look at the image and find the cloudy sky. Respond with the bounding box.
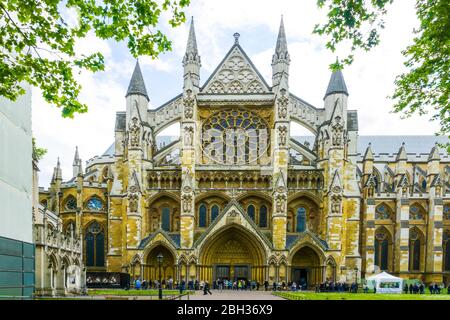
[32,0,441,186]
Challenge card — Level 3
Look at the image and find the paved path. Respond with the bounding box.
[181,290,284,300]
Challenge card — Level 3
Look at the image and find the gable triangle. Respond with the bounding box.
[201,44,270,94]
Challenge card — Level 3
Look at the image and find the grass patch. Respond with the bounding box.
[87,289,193,296]
[274,291,450,300]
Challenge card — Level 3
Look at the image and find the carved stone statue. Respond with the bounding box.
[278,126,287,147]
[182,193,192,213]
[128,193,139,212]
[184,126,194,147]
[331,116,343,147]
[129,117,140,147]
[275,193,286,213]
[331,194,341,214]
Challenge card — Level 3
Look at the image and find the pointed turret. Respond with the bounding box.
[72,146,83,177]
[51,157,62,184]
[428,142,441,161]
[126,60,149,101]
[324,68,348,100]
[396,142,407,161]
[363,143,374,161]
[183,17,201,90]
[272,16,290,91]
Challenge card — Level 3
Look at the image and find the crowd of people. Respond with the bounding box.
[132,277,450,295]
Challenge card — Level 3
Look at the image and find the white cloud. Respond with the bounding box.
[33,0,441,187]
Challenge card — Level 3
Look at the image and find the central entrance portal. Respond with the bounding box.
[214,265,249,281]
[199,226,266,283]
[292,268,308,289]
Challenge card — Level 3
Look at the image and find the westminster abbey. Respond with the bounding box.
[39,18,450,288]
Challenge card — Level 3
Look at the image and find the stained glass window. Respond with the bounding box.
[375,229,389,271]
[409,229,421,271]
[375,204,391,220]
[444,231,450,271]
[211,205,219,222]
[247,205,255,222]
[199,204,207,228]
[86,197,103,211]
[201,109,269,165]
[409,205,424,220]
[65,197,77,211]
[259,205,267,228]
[296,207,306,232]
[85,221,104,267]
[444,205,450,220]
[162,207,170,231]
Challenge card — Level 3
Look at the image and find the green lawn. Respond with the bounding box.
[87,289,193,296]
[274,291,450,300]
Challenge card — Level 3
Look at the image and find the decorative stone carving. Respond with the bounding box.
[331,116,343,147]
[277,89,289,119]
[275,193,286,213]
[128,193,139,213]
[184,126,194,147]
[129,117,140,147]
[181,194,192,213]
[278,126,287,147]
[331,194,342,214]
[183,89,195,119]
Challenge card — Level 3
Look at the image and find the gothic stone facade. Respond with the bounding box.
[39,19,450,286]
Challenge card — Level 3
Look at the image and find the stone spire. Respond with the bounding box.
[363,143,374,161]
[274,15,289,61]
[183,16,198,60]
[53,157,62,181]
[72,146,83,177]
[396,142,407,161]
[183,17,201,90]
[324,63,348,100]
[126,60,149,101]
[272,15,290,91]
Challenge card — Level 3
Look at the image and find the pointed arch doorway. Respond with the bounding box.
[290,246,324,289]
[199,225,267,284]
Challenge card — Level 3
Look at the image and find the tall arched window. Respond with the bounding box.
[296,207,306,232]
[211,205,219,222]
[199,204,207,228]
[247,205,255,222]
[409,229,421,271]
[85,221,105,267]
[443,230,450,271]
[161,207,170,231]
[374,228,389,271]
[259,205,267,228]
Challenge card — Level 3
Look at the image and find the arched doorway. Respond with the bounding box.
[199,226,266,284]
[144,245,176,283]
[291,246,323,289]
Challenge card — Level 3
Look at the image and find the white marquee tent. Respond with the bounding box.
[366,272,404,294]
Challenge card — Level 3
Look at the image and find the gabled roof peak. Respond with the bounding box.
[396,142,407,161]
[126,60,149,101]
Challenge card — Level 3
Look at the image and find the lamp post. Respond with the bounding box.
[157,253,163,300]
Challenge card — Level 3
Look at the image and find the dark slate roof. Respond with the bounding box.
[168,233,181,247]
[138,231,180,249]
[286,235,299,249]
[324,70,348,99]
[126,61,149,101]
[102,143,115,156]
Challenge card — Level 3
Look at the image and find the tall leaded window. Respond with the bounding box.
[444,205,450,220]
[247,205,255,222]
[85,221,104,267]
[161,207,170,231]
[409,229,421,271]
[211,205,219,222]
[201,109,270,165]
[296,207,306,232]
[374,228,389,271]
[199,204,207,228]
[444,230,450,271]
[259,205,267,228]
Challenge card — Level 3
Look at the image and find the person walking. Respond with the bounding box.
[218,278,223,292]
[135,278,141,290]
[203,281,212,295]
